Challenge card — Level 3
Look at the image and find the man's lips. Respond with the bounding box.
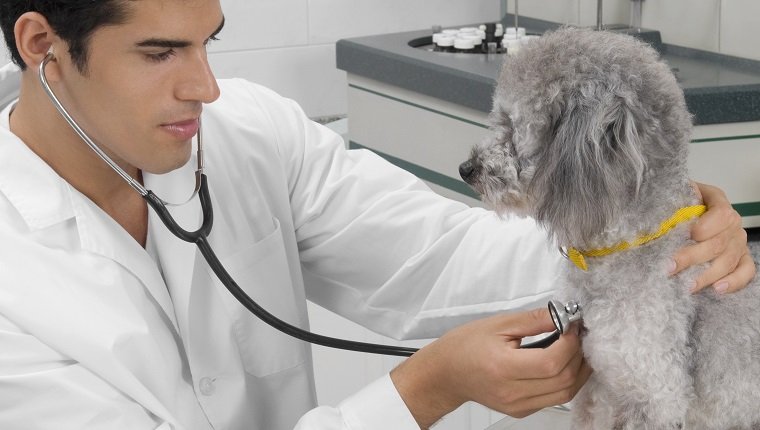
[161,118,199,140]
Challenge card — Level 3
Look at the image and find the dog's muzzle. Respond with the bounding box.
[459,160,477,183]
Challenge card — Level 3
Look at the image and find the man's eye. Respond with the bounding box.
[146,49,176,62]
[204,36,220,46]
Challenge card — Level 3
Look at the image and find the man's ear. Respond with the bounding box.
[14,11,62,80]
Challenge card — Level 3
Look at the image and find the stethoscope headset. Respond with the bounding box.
[38,50,580,356]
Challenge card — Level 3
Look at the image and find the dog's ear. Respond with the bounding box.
[530,93,646,246]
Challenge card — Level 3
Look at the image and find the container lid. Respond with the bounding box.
[504,38,522,54]
[454,37,476,50]
[442,29,459,35]
[458,27,478,34]
[432,33,444,44]
[437,36,455,47]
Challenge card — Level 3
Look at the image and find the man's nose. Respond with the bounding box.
[177,52,221,104]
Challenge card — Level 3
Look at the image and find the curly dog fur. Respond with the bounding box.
[460,27,760,429]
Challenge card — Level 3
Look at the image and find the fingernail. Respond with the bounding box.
[714,281,729,294]
[666,259,677,275]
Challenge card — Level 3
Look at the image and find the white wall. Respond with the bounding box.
[208,0,501,119]
[8,0,756,116]
[1,45,9,66]
[507,0,760,61]
[0,0,500,118]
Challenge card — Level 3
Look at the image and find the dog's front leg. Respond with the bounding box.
[570,376,617,430]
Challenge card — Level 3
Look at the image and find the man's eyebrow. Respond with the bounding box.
[135,17,225,48]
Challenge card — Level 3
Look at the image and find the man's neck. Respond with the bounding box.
[10,76,148,246]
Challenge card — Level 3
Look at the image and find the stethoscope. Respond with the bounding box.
[38,50,581,356]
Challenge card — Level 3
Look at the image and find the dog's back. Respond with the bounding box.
[686,245,760,428]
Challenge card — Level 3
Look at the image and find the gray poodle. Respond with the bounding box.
[459,27,760,429]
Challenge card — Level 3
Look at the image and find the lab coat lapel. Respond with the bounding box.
[0,236,183,429]
[73,190,179,333]
[143,155,202,339]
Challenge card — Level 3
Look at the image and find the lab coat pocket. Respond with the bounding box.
[213,217,307,377]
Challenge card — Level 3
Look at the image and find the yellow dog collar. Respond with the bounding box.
[564,205,707,271]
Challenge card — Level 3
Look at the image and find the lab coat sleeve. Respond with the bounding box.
[254,82,565,341]
[294,375,419,430]
[0,314,169,430]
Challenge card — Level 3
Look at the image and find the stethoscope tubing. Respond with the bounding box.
[39,52,559,357]
[147,175,419,356]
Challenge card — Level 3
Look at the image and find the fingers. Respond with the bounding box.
[481,323,591,418]
[709,252,757,294]
[504,323,582,380]
[504,359,593,418]
[672,181,754,293]
[498,308,560,339]
[689,225,748,292]
[672,215,746,290]
[690,180,703,202]
[671,202,739,276]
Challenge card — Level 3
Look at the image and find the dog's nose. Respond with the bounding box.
[459,160,476,182]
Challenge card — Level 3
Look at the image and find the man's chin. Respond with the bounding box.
[143,150,194,175]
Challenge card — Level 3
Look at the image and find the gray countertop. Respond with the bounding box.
[336,15,760,125]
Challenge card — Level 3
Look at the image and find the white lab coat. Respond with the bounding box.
[0,63,564,429]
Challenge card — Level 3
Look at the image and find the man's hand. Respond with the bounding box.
[390,309,592,428]
[670,182,755,294]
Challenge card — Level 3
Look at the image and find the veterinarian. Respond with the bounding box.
[0,1,754,429]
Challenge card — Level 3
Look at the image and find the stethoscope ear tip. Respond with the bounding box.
[42,45,59,66]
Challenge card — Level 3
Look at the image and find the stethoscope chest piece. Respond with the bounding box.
[548,300,583,334]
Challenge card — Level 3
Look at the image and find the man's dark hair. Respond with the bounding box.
[0,0,131,72]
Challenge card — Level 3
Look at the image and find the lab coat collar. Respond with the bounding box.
[0,107,181,333]
[0,235,183,428]
[0,65,196,331]
[0,63,76,231]
[0,70,186,330]
[0,62,21,110]
[0,63,191,426]
[0,70,206,334]
[0,109,77,230]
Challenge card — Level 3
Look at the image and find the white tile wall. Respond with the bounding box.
[1,48,9,66]
[511,0,760,61]
[4,0,756,116]
[506,0,627,27]
[208,0,501,118]
[641,0,721,52]
[209,43,348,118]
[506,0,582,26]
[577,0,628,27]
[308,0,499,44]
[719,0,760,60]
[211,0,309,52]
